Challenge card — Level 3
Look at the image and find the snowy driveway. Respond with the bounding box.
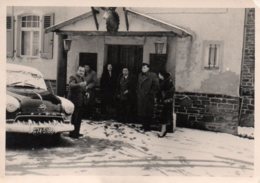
[6,120,254,176]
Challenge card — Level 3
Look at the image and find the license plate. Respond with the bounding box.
[32,127,54,135]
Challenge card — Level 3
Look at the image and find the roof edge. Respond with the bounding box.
[126,8,193,37]
[45,8,194,38]
[45,11,92,33]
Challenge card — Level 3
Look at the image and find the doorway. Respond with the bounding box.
[106,45,143,77]
[79,52,97,71]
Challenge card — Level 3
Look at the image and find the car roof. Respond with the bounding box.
[6,63,44,77]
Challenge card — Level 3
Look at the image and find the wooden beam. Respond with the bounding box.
[123,8,129,31]
[56,31,177,37]
[91,7,99,30]
[45,11,92,33]
[56,34,68,97]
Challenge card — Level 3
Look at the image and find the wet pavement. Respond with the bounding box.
[5,120,254,176]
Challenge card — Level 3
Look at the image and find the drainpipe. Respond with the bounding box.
[238,9,248,125]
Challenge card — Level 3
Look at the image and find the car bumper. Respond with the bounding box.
[6,122,74,134]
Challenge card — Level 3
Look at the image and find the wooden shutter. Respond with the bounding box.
[16,15,21,57]
[41,13,54,59]
[7,16,14,57]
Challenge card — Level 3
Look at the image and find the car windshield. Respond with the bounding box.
[7,70,47,90]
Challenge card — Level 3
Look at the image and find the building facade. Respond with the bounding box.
[6,7,255,134]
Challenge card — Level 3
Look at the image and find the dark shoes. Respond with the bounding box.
[69,132,84,139]
[158,131,167,138]
[78,133,84,137]
[141,124,150,132]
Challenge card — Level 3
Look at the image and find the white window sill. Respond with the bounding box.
[20,55,40,59]
[204,66,219,70]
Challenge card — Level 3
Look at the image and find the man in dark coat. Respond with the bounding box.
[84,65,97,119]
[116,67,135,123]
[67,66,86,138]
[137,63,159,131]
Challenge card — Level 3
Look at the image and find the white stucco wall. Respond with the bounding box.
[139,8,245,96]
[6,6,89,80]
[7,7,245,96]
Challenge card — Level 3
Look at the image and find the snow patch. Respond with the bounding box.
[237,126,254,139]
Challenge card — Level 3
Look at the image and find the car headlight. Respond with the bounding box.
[6,95,20,112]
[57,96,75,115]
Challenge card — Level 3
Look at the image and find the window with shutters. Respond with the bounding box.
[203,41,223,70]
[16,13,54,59]
[6,16,14,57]
[20,15,40,57]
[41,14,54,59]
[7,16,12,29]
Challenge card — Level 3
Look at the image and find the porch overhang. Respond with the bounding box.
[45,8,194,38]
[55,30,178,37]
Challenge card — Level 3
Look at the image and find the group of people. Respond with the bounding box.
[67,63,174,139]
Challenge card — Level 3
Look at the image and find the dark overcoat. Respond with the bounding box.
[137,71,159,117]
[157,73,174,124]
[116,74,136,102]
[100,70,118,104]
[67,74,85,107]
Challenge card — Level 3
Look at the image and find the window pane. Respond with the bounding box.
[27,16,32,21]
[32,22,37,27]
[22,21,26,27]
[33,16,39,21]
[32,21,40,27]
[21,31,31,56]
[26,22,31,27]
[32,31,39,56]
[22,16,26,21]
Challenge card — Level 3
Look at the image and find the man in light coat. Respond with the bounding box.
[84,65,97,119]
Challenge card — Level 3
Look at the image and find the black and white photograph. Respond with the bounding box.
[2,1,258,180]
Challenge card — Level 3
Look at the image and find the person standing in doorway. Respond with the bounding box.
[157,70,174,137]
[100,64,118,119]
[67,66,86,138]
[137,63,159,131]
[116,67,135,123]
[84,64,97,119]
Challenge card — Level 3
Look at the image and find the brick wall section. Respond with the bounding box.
[175,92,239,134]
[240,8,255,127]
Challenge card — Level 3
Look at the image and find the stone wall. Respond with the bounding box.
[175,92,239,135]
[239,8,255,127]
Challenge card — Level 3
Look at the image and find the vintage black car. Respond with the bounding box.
[6,64,74,135]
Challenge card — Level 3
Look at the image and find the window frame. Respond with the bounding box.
[19,14,41,58]
[202,40,224,71]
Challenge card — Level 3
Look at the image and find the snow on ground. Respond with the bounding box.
[5,120,254,176]
[237,126,254,139]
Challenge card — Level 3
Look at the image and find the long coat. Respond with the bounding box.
[137,71,159,117]
[100,70,118,104]
[85,70,97,90]
[84,69,97,105]
[116,74,135,102]
[67,74,85,107]
[157,73,174,124]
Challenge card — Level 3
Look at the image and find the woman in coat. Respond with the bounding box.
[100,63,118,119]
[137,63,159,131]
[157,71,174,137]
